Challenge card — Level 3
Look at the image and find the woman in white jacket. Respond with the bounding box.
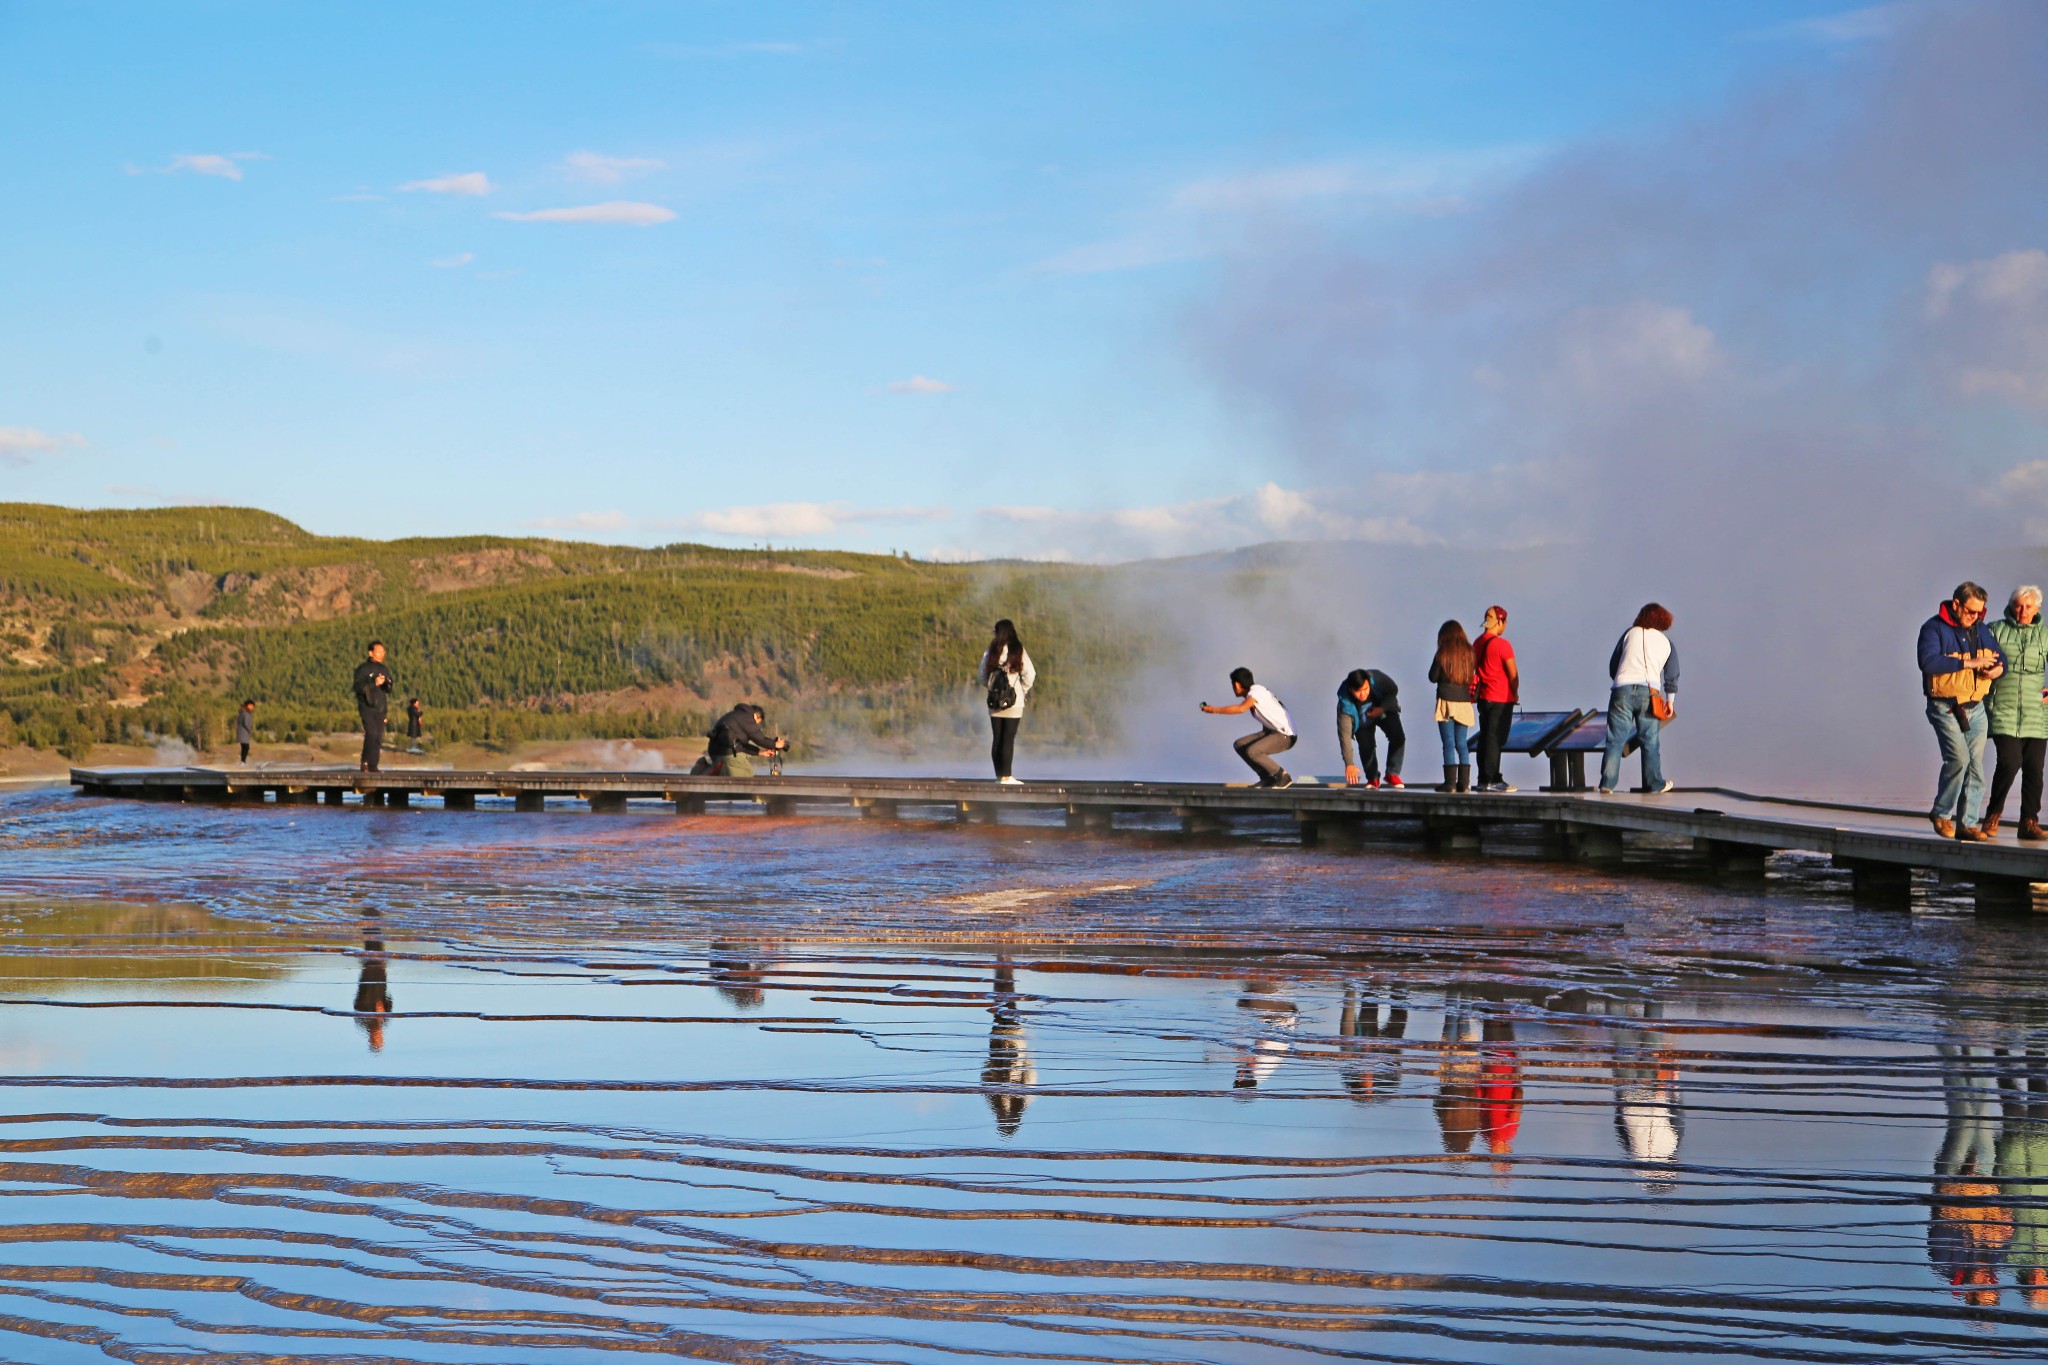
[979,618,1036,784]
[1600,603,1679,795]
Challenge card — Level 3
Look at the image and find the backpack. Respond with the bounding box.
[986,670,1017,713]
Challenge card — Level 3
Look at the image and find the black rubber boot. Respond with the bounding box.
[1455,764,1471,793]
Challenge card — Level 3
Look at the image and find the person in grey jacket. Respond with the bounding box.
[234,700,255,764]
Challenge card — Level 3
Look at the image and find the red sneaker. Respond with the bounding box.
[1385,774,1405,788]
[1365,779,1380,789]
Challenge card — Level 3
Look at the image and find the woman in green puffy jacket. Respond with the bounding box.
[1986,585,2048,840]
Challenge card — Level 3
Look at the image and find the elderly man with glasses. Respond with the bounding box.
[1918,581,2008,840]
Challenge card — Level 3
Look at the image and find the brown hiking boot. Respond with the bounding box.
[1957,823,1989,842]
[1982,814,2002,837]
[1931,816,1955,839]
[2022,819,2046,842]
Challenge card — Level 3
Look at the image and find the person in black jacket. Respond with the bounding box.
[351,641,395,773]
[691,703,787,777]
[404,697,425,753]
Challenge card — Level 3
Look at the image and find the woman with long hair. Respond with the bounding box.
[1599,602,1679,795]
[1428,620,1477,792]
[978,618,1036,784]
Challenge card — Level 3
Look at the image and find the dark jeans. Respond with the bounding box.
[359,711,385,771]
[990,715,1020,778]
[1234,729,1296,783]
[1356,711,1406,780]
[1989,735,2046,824]
[1475,700,1515,785]
[238,742,250,763]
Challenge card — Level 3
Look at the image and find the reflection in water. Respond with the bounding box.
[1336,983,1406,1102]
[981,959,1034,1137]
[1232,978,1298,1093]
[1610,999,1685,1191]
[9,789,2048,1359]
[708,939,770,1010]
[1928,1044,2048,1308]
[351,910,392,1052]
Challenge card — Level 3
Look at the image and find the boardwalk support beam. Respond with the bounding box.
[1564,825,1624,863]
[1836,857,1913,905]
[1696,837,1769,878]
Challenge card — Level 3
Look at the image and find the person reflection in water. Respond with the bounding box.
[1997,1050,2048,1308]
[1232,980,1299,1094]
[352,911,393,1053]
[982,959,1035,1138]
[1929,1044,2013,1307]
[1611,1000,1685,1193]
[709,940,770,1011]
[1435,989,1524,1173]
[1338,984,1407,1103]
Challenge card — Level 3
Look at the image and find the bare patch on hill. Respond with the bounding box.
[408,548,556,593]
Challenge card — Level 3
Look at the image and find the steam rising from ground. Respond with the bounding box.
[1139,2,2048,797]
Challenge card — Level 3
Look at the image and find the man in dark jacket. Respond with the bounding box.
[692,703,787,777]
[1918,582,2006,840]
[351,641,395,773]
[1337,668,1404,788]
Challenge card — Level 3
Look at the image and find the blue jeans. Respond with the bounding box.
[1599,685,1664,791]
[1926,697,1989,824]
[1438,718,1472,764]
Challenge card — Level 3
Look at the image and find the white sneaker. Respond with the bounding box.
[997,775,1023,785]
[1652,780,1675,794]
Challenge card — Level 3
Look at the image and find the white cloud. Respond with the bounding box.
[130,151,268,180]
[400,171,493,197]
[886,375,955,394]
[980,482,1441,562]
[527,503,947,541]
[0,427,85,466]
[562,151,666,185]
[493,201,675,226]
[1924,249,2048,411]
[1556,300,1724,396]
[1034,148,1536,276]
[1744,3,1913,46]
[429,252,476,269]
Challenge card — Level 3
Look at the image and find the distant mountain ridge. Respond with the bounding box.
[0,503,1145,758]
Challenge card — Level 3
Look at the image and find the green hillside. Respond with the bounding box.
[0,504,1147,758]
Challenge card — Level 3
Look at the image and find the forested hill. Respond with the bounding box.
[0,503,1146,756]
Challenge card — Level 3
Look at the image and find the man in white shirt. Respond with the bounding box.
[1201,667,1297,788]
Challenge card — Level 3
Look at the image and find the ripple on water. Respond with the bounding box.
[0,788,2043,1361]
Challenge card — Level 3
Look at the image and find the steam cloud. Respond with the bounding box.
[1158,1,2048,797]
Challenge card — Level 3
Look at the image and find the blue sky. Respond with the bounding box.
[0,0,2010,560]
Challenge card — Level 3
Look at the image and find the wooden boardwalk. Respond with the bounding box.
[70,764,2048,910]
